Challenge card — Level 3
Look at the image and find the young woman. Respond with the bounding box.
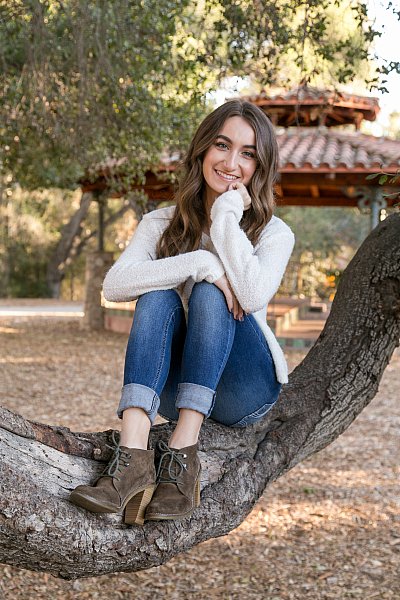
[69,99,295,526]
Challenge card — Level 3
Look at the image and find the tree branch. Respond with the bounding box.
[0,214,399,579]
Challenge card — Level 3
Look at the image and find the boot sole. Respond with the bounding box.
[69,484,156,526]
[145,474,201,521]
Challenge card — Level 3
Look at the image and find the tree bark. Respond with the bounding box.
[46,191,93,298]
[0,214,399,579]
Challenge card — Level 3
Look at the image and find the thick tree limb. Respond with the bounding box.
[0,214,399,579]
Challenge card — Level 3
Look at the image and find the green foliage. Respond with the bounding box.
[0,186,80,297]
[0,1,395,298]
[7,242,50,298]
[275,205,373,299]
[0,0,215,189]
[0,0,386,191]
[219,0,379,89]
[270,1,378,90]
[366,171,400,185]
[365,170,400,207]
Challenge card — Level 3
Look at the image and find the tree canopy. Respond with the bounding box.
[0,0,389,190]
[0,0,397,298]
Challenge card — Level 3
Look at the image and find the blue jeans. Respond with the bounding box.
[117,282,282,427]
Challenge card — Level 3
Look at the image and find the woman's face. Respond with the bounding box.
[202,115,258,200]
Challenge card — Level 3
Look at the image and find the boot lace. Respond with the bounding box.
[101,430,132,481]
[156,440,187,484]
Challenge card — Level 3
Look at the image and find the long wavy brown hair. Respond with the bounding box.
[156,99,279,258]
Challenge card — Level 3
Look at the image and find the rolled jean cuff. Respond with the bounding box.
[175,382,216,418]
[117,383,160,425]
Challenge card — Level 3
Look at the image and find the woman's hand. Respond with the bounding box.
[228,181,252,210]
[213,274,246,321]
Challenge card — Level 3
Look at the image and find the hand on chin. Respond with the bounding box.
[227,181,252,210]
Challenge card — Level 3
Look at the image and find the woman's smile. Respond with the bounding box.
[214,169,240,182]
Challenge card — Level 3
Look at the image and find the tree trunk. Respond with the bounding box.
[74,202,131,259]
[0,214,399,580]
[46,191,93,298]
[73,192,147,260]
[47,193,149,295]
[0,189,11,298]
[83,250,114,330]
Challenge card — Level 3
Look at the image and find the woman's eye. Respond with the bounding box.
[214,142,256,159]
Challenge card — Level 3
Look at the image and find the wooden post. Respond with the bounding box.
[83,251,114,330]
[98,195,105,252]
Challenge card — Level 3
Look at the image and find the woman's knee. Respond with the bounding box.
[132,289,184,331]
[136,288,183,312]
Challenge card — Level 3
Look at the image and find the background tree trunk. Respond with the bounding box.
[0,214,399,579]
[0,191,11,298]
[83,250,114,330]
[46,191,93,298]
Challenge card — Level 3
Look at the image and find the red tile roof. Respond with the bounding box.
[80,128,400,196]
[277,128,400,172]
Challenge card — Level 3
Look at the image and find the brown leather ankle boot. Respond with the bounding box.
[144,440,201,521]
[69,431,156,525]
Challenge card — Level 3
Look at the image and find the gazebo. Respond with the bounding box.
[246,85,380,128]
[79,85,400,331]
[80,85,400,232]
[243,84,400,230]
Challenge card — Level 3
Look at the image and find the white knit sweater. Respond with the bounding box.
[102,189,295,383]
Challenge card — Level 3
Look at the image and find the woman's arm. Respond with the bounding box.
[103,213,225,302]
[209,189,295,314]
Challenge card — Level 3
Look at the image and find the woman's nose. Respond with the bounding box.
[224,150,239,171]
[224,151,239,170]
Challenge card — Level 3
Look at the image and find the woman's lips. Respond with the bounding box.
[214,169,240,182]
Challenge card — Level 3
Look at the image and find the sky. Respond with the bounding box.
[364,0,400,135]
[212,0,400,137]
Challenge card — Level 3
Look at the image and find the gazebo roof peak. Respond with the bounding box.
[242,82,380,129]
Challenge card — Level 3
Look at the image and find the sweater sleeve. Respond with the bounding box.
[102,212,226,302]
[209,189,295,314]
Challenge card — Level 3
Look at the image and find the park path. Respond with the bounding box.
[0,313,399,599]
[0,299,84,317]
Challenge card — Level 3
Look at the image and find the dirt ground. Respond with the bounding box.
[0,315,399,599]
